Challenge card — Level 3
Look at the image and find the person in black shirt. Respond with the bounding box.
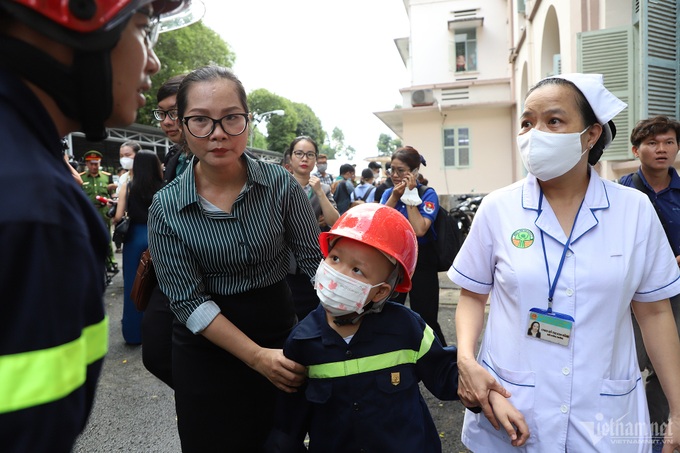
[374,161,394,202]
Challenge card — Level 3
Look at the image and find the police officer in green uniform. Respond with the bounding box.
[80,150,118,272]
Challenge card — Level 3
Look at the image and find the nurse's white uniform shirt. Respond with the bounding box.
[449,171,680,453]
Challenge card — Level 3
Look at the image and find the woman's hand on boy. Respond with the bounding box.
[253,348,306,393]
[457,356,511,429]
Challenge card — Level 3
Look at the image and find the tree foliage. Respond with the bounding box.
[292,102,324,145]
[247,89,328,153]
[377,133,402,157]
[133,21,377,160]
[138,21,235,125]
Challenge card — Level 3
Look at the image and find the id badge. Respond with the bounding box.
[526,308,574,346]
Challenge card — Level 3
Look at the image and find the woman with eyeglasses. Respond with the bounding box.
[147,65,323,451]
[380,146,447,346]
[283,136,340,320]
[284,136,340,232]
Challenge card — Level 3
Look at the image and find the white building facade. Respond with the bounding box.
[377,0,680,196]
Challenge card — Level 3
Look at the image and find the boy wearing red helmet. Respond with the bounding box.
[267,203,528,452]
[0,1,202,452]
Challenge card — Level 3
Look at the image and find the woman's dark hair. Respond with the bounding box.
[391,145,425,170]
[284,136,319,158]
[339,163,355,175]
[120,140,141,153]
[527,321,540,336]
[129,150,163,206]
[361,168,374,181]
[526,78,607,165]
[176,66,249,120]
[156,73,187,103]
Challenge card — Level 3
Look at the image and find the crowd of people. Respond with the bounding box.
[2,0,680,450]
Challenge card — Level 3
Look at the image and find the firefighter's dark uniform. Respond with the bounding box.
[268,302,459,452]
[0,67,108,453]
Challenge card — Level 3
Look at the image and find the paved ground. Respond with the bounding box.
[74,261,473,452]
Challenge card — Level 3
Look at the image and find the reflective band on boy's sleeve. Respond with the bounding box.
[308,324,435,379]
[0,316,108,414]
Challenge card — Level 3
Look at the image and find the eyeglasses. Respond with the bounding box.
[135,9,161,49]
[152,109,178,121]
[292,151,317,160]
[182,113,249,138]
[392,167,411,176]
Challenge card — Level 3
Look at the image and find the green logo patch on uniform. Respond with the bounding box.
[511,228,535,248]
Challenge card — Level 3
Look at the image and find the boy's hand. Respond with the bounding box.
[488,391,530,447]
[253,348,306,393]
[458,356,511,429]
[662,414,680,452]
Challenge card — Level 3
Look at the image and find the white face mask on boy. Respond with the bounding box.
[313,261,384,317]
[517,127,590,181]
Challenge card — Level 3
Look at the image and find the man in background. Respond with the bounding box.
[619,115,680,453]
[375,162,394,202]
[368,160,383,185]
[142,73,191,389]
[81,150,117,272]
[154,73,191,184]
[332,163,356,214]
[313,153,334,185]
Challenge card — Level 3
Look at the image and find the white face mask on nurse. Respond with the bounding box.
[517,127,590,181]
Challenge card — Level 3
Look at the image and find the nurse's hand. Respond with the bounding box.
[253,348,306,393]
[662,414,680,452]
[458,356,511,430]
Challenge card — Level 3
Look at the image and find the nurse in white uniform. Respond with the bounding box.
[449,73,680,453]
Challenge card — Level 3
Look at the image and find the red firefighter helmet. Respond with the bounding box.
[319,203,418,293]
[0,0,204,140]
[0,0,204,50]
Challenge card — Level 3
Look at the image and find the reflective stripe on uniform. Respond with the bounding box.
[0,316,108,414]
[308,324,435,379]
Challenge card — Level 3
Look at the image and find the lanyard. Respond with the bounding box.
[538,192,584,313]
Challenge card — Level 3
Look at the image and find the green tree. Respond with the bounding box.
[377,133,402,156]
[292,102,324,145]
[344,145,356,161]
[138,21,235,125]
[329,127,345,159]
[247,90,328,153]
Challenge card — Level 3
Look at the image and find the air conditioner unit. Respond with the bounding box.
[411,89,435,107]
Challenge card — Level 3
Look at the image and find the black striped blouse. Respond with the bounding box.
[148,154,323,333]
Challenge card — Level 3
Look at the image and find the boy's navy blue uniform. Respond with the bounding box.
[268,302,459,452]
[0,68,108,453]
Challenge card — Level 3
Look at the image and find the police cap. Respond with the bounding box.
[84,150,103,162]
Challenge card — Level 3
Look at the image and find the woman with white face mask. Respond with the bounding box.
[115,140,142,196]
[449,73,680,452]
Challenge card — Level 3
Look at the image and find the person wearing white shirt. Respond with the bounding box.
[450,73,680,453]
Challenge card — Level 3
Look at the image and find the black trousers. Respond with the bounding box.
[141,284,174,388]
[393,241,447,346]
[173,280,296,453]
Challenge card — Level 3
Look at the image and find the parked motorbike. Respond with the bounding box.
[449,194,485,239]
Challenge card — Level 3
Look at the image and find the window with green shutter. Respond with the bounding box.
[577,26,635,160]
[639,0,679,119]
